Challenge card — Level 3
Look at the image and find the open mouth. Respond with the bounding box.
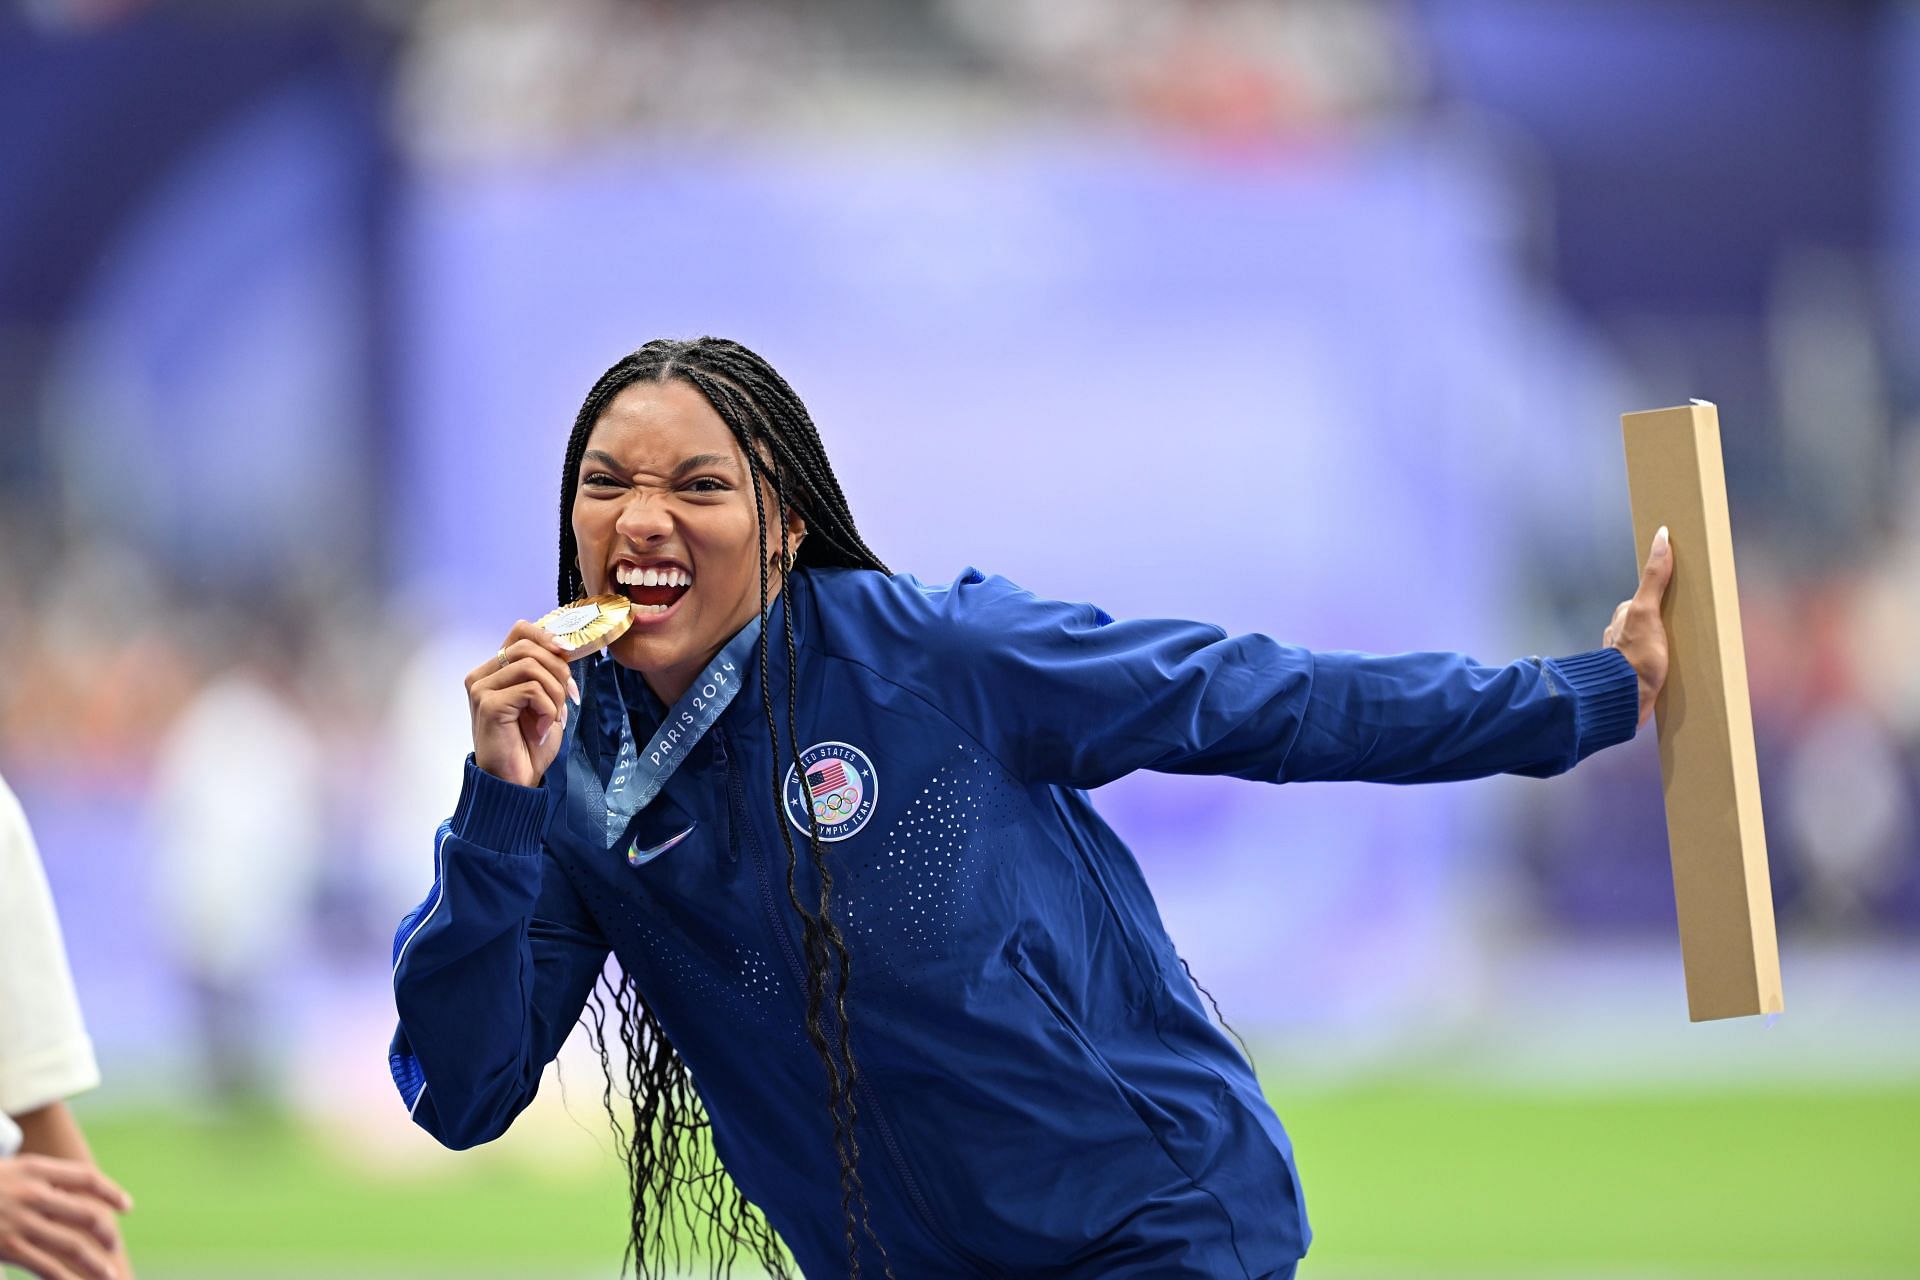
[613,563,692,617]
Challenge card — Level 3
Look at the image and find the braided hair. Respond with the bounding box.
[558,338,893,1279]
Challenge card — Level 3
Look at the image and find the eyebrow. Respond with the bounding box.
[670,453,740,479]
[581,449,739,480]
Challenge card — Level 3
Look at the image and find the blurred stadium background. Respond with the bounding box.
[3,0,1918,1275]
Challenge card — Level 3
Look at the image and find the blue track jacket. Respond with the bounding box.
[390,567,1639,1278]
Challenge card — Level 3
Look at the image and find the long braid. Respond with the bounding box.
[581,971,790,1279]
[687,364,884,1278]
[777,482,894,1278]
[1178,955,1258,1071]
[705,364,891,1277]
[558,337,891,1278]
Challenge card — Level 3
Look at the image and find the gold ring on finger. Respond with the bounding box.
[496,647,510,670]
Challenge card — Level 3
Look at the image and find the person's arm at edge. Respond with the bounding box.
[13,1100,93,1166]
[0,773,134,1277]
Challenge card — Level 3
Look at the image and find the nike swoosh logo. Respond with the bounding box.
[627,824,696,867]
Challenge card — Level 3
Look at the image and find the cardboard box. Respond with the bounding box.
[1621,401,1784,1022]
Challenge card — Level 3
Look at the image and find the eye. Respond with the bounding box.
[582,471,625,489]
[684,477,731,494]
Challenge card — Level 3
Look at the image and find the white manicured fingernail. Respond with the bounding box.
[567,676,580,703]
[1655,525,1669,551]
[539,724,553,746]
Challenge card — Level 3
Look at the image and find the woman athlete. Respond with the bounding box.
[389,337,1671,1279]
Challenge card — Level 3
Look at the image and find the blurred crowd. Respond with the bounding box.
[393,0,1421,159]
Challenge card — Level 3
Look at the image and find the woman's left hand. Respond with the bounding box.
[1604,526,1674,728]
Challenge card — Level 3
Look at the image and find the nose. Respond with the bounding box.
[613,489,673,546]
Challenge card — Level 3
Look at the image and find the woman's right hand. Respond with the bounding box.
[466,621,580,788]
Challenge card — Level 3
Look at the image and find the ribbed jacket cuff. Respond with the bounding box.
[1545,648,1640,762]
[450,756,553,856]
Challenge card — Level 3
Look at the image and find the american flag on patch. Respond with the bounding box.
[806,761,849,795]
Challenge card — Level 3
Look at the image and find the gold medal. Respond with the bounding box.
[538,593,634,661]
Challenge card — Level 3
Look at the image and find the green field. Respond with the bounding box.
[81,1084,1920,1277]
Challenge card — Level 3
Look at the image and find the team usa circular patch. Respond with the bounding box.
[784,741,879,843]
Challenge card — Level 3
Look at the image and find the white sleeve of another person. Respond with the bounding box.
[0,773,101,1155]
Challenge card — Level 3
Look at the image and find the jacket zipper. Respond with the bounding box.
[717,727,991,1274]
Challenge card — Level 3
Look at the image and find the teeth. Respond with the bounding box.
[614,565,692,587]
[633,603,673,615]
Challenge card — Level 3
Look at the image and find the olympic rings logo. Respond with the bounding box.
[812,788,856,819]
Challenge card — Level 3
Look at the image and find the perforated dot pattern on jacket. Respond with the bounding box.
[837,742,1023,992]
[569,866,805,1051]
